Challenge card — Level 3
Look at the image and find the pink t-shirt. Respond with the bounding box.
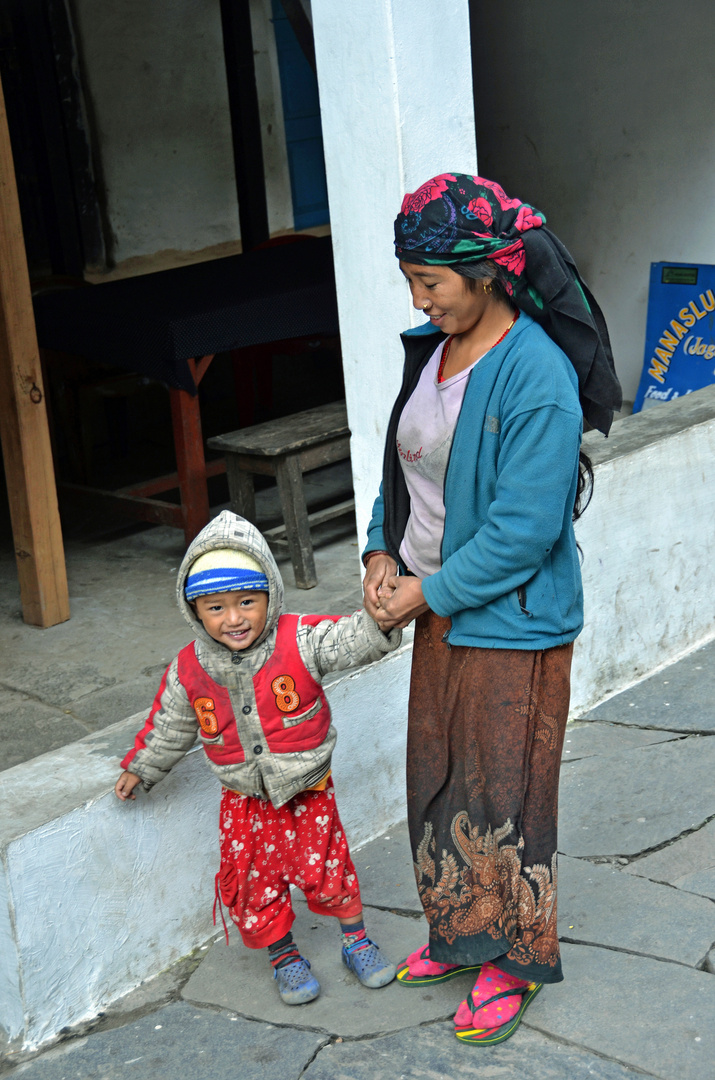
[397,339,481,578]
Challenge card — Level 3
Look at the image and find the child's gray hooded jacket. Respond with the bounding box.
[121,511,401,808]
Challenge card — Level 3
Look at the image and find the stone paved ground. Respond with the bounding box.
[2,640,714,1080]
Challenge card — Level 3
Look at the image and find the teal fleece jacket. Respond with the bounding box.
[364,312,585,650]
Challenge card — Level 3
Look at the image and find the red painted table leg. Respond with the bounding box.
[170,385,210,545]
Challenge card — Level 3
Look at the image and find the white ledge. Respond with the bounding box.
[1,647,412,1052]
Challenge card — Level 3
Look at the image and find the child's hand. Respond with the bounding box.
[374,574,429,630]
[363,554,398,622]
[115,771,143,801]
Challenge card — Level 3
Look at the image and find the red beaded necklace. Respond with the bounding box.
[437,310,519,383]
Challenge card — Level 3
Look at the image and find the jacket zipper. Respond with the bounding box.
[517,585,532,616]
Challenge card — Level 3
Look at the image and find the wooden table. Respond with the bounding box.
[32,237,339,545]
[207,400,353,588]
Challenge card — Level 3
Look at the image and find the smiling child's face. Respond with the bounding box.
[193,590,269,651]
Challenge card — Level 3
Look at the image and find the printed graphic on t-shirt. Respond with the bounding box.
[397,433,454,484]
[396,339,478,579]
[397,441,423,463]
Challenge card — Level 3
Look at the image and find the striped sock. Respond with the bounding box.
[341,919,368,952]
[268,932,301,970]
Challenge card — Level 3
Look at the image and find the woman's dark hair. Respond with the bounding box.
[452,259,513,307]
[453,258,594,523]
[574,451,593,522]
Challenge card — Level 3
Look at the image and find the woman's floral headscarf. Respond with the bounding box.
[395,174,621,435]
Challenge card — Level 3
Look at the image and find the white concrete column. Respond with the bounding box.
[311,0,477,548]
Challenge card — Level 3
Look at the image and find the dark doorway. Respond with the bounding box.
[0,0,106,279]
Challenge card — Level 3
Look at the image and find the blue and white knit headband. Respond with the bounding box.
[185,549,268,601]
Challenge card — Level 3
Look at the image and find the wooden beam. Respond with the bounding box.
[0,74,70,628]
[59,482,184,530]
[119,457,225,500]
[219,0,270,251]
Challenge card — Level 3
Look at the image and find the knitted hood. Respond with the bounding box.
[176,510,283,653]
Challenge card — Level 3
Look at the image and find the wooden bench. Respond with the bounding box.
[207,400,354,589]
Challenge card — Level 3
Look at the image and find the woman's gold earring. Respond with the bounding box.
[483,281,494,295]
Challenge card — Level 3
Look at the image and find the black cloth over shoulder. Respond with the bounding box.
[520,227,621,435]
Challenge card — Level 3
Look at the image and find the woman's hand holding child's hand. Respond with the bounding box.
[363,554,398,622]
[373,575,429,630]
[115,771,142,801]
[364,554,429,629]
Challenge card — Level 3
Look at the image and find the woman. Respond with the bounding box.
[362,175,621,1046]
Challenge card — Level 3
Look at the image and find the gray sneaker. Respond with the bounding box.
[273,956,320,1005]
[342,938,396,988]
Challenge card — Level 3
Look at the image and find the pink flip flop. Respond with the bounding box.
[453,963,541,1045]
[396,944,481,987]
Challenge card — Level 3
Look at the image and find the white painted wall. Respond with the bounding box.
[573,385,715,710]
[72,0,293,266]
[6,764,219,1050]
[0,870,22,1045]
[327,644,411,844]
[0,719,220,1051]
[471,0,715,411]
[311,0,478,548]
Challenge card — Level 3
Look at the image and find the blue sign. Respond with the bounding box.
[633,262,715,412]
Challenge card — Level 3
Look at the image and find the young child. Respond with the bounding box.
[115,510,401,1005]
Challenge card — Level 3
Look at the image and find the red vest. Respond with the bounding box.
[176,613,337,766]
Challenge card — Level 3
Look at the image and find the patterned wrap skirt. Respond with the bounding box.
[407,611,573,984]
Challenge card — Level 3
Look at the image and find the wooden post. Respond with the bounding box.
[169,356,214,546]
[275,453,317,588]
[219,0,270,251]
[169,387,211,547]
[0,75,70,628]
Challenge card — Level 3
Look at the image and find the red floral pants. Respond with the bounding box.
[216,779,363,948]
